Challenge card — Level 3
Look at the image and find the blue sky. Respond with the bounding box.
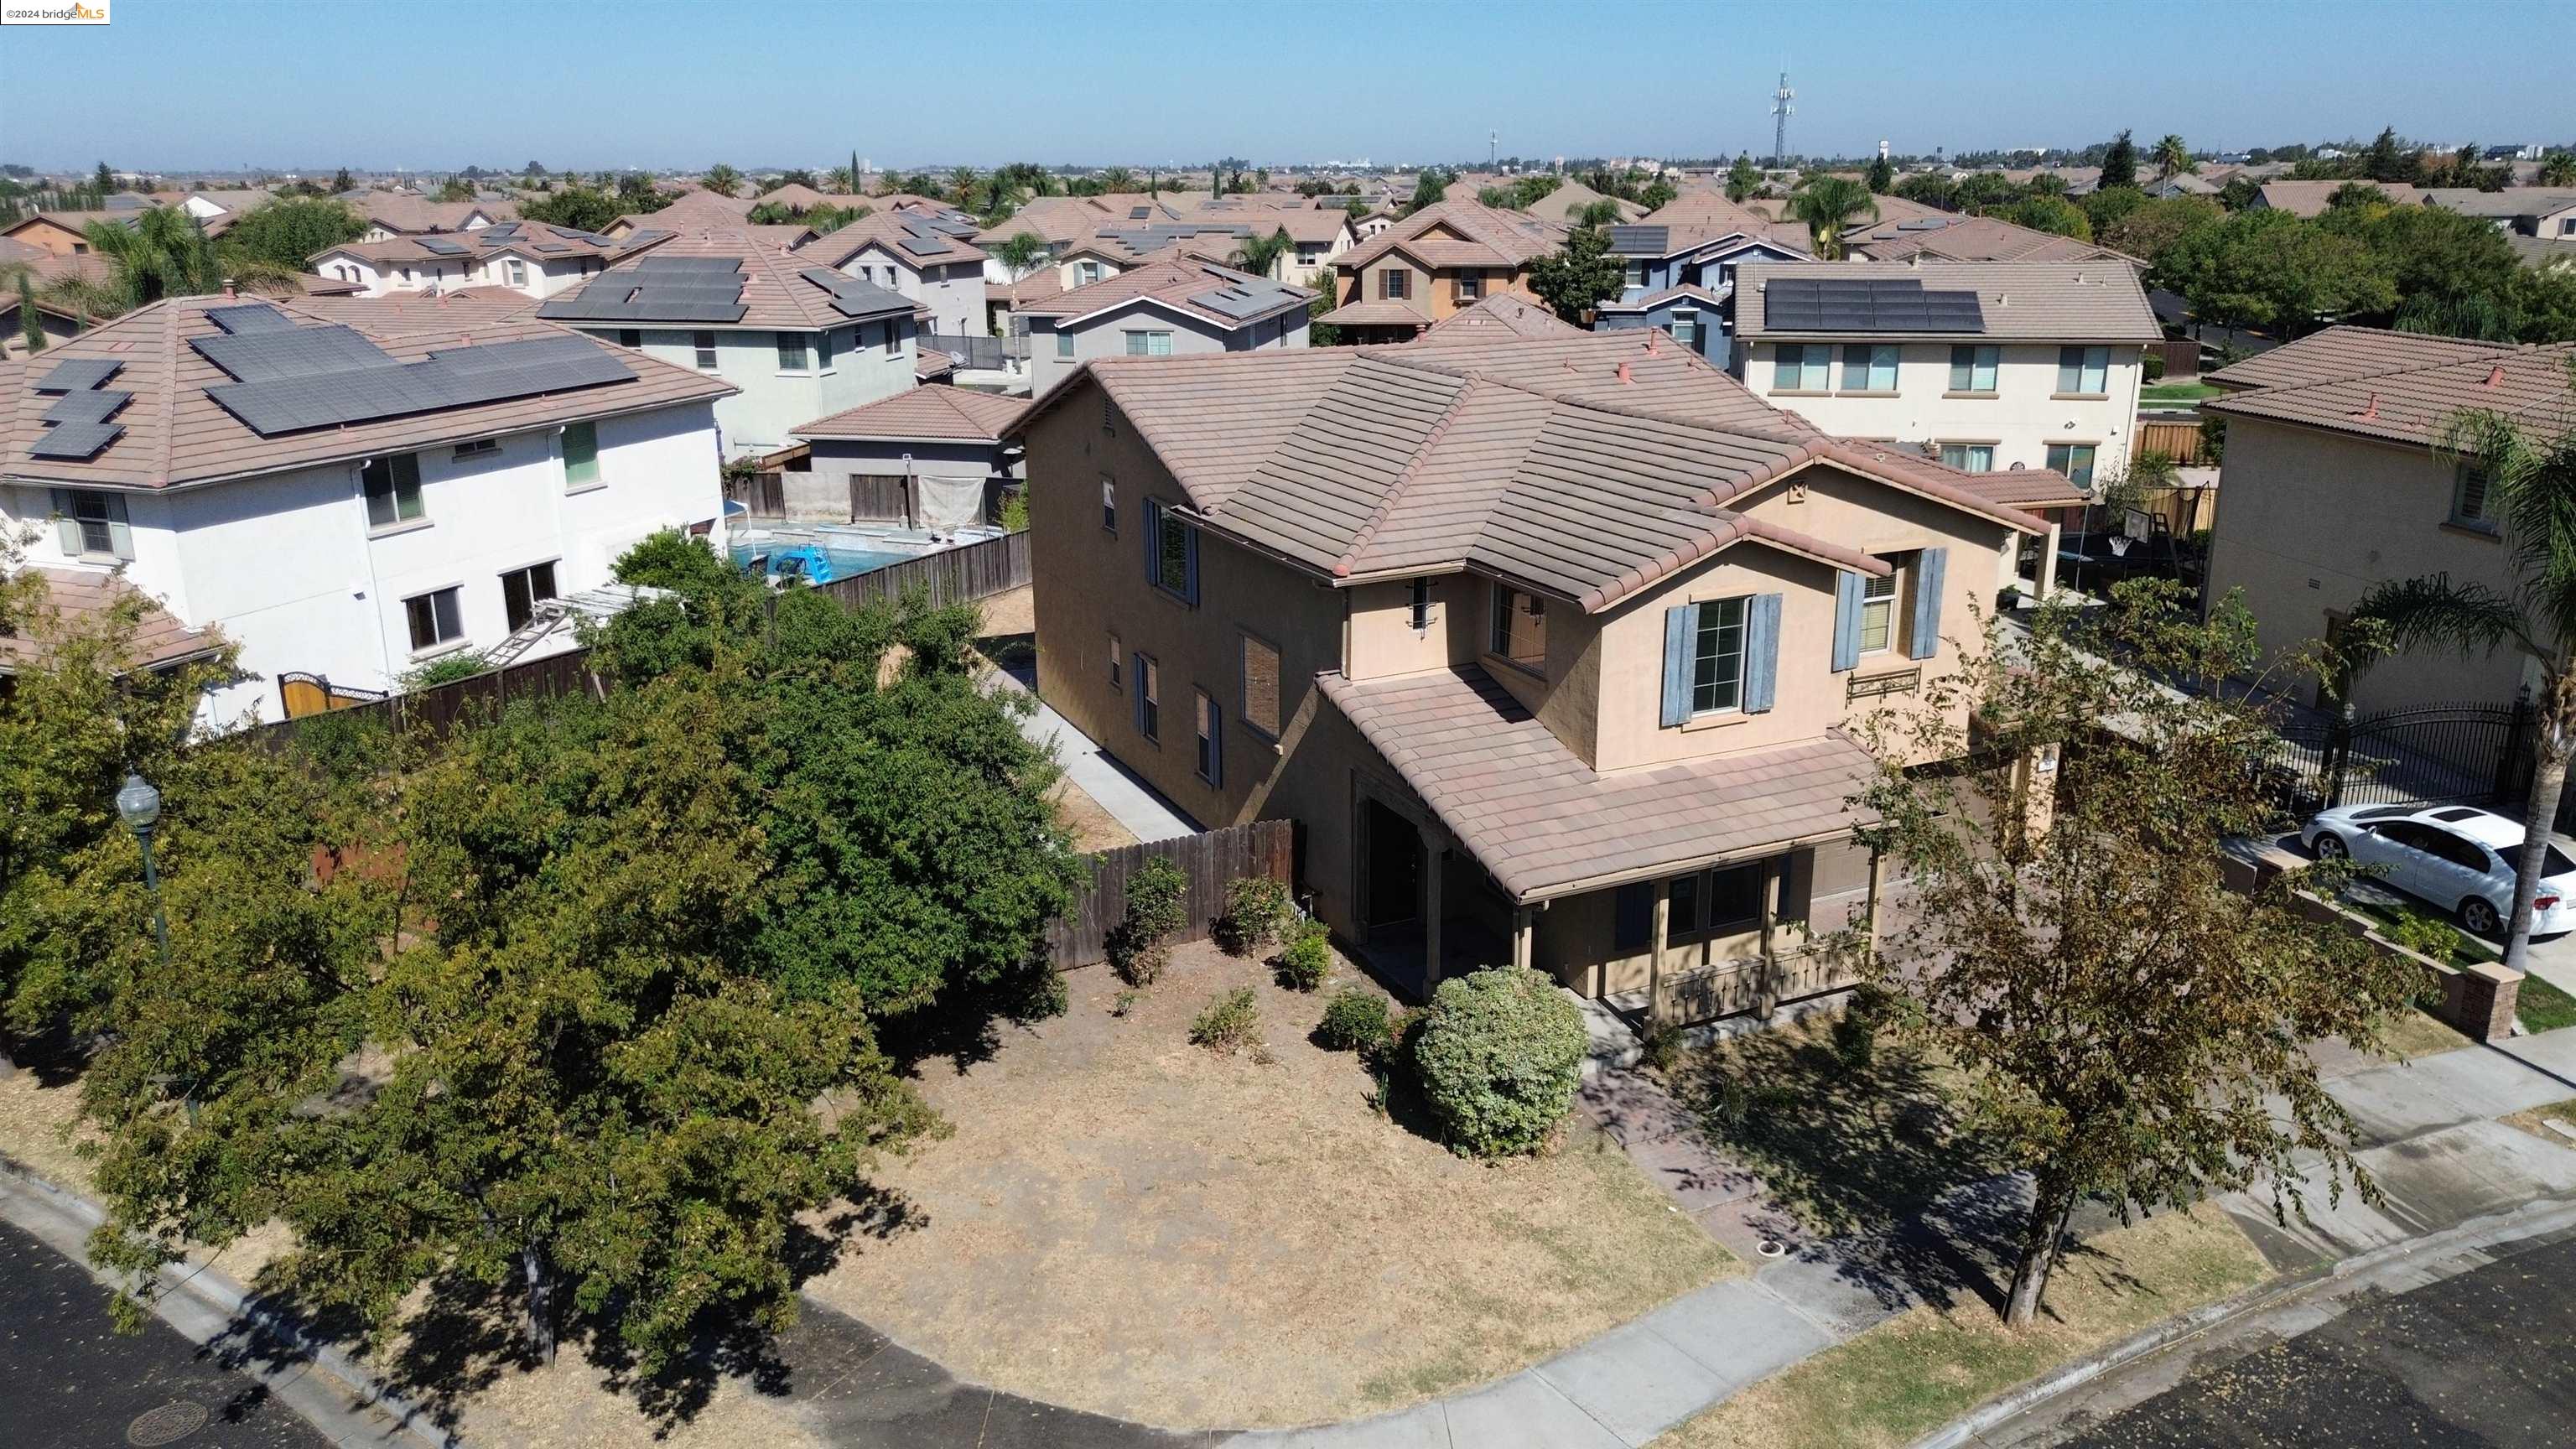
[4,0,2568,174]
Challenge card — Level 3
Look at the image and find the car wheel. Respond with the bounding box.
[2460,897,2502,937]
[2312,832,2348,860]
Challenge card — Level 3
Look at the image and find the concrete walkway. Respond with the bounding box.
[982,664,1197,844]
[1227,1026,2576,1449]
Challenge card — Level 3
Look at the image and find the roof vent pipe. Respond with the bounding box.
[1616,361,1633,384]
[2356,392,2381,419]
[2486,365,2506,387]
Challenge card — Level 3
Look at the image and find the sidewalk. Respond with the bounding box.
[982,661,1198,844]
[1227,1024,2576,1449]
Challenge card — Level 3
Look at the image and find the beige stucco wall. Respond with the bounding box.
[2205,415,2532,714]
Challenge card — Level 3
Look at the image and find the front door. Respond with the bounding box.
[1363,797,1421,932]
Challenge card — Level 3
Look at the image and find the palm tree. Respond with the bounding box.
[824,163,856,194]
[1789,176,1879,259]
[2346,360,2576,973]
[990,231,1048,281]
[72,209,301,315]
[1574,199,1623,229]
[2542,153,2576,189]
[1229,226,1294,280]
[1098,167,1138,193]
[2154,134,2194,184]
[701,163,742,198]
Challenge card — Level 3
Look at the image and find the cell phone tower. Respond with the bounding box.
[1771,70,1795,167]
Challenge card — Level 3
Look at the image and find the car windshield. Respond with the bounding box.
[2549,844,2576,877]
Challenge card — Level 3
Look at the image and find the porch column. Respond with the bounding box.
[1758,857,1784,1019]
[1422,833,1446,994]
[2038,521,2062,598]
[1648,881,1670,1026]
[1512,904,1534,972]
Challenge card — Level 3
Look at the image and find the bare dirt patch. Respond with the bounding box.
[807,943,1737,1429]
[1047,776,1139,853]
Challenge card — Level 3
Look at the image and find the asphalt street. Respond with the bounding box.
[0,1217,335,1449]
[2057,1232,2576,1448]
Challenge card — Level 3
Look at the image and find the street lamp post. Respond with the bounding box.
[116,772,172,971]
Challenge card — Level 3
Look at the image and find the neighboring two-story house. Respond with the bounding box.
[1596,217,1812,363]
[540,230,923,457]
[2202,326,2576,714]
[1316,201,1568,345]
[1011,330,2050,1025]
[309,221,667,300]
[0,294,734,728]
[348,194,515,242]
[1732,260,2159,489]
[1015,255,1310,398]
[798,210,990,336]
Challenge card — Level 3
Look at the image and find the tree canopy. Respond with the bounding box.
[217,197,365,273]
[1527,225,1625,323]
[2099,129,2139,190]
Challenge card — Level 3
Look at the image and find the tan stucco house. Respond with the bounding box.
[1011,328,2054,1025]
[1317,200,1568,345]
[2204,326,2576,714]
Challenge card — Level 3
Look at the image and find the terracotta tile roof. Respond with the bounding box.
[984,268,1065,307]
[754,183,836,211]
[747,223,818,249]
[1735,260,2159,343]
[351,195,516,234]
[1011,256,1310,329]
[915,351,954,381]
[2256,180,2421,218]
[1337,200,1569,272]
[1314,297,1432,328]
[1,293,735,491]
[2420,188,2576,221]
[541,229,915,332]
[610,190,753,235]
[1418,293,1585,340]
[2204,333,2575,450]
[1319,665,1878,901]
[1953,468,2090,508]
[1842,212,2134,264]
[792,383,1026,442]
[1637,193,1810,252]
[309,221,650,268]
[799,209,989,269]
[1014,332,2044,614]
[1596,283,1729,313]
[2205,325,2520,392]
[0,567,217,673]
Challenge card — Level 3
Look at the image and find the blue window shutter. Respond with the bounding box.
[1659,604,1696,727]
[50,489,80,556]
[1132,653,1148,735]
[1909,548,1947,661]
[1746,593,1781,713]
[1832,570,1864,673]
[1613,882,1653,951]
[1142,500,1160,584]
[1183,522,1200,605]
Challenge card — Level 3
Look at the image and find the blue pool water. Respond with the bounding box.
[730,542,914,579]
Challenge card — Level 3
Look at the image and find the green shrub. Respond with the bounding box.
[999,490,1030,532]
[1317,986,1392,1053]
[1190,987,1261,1054]
[1275,917,1331,990]
[1216,875,1291,956]
[1107,857,1187,986]
[2143,351,2167,382]
[1637,1021,1685,1075]
[2381,908,2460,964]
[1412,968,1587,1157]
[399,651,491,691]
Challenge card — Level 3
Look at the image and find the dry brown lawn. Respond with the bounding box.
[1046,776,1139,853]
[808,943,1737,1429]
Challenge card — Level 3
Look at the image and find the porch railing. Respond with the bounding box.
[1649,944,1857,1026]
[1847,665,1921,702]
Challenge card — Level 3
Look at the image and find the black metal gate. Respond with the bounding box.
[2268,700,2536,819]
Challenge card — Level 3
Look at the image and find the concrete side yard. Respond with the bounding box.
[804,943,1738,1430]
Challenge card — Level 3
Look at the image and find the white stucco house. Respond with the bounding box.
[0,293,736,729]
[540,229,925,458]
[1016,255,1311,398]
[797,210,989,337]
[1731,261,2159,489]
[309,221,669,301]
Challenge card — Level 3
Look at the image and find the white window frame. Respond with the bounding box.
[1689,595,1749,715]
[362,452,425,532]
[693,330,719,370]
[1838,342,1899,393]
[1947,344,1999,394]
[402,584,465,655]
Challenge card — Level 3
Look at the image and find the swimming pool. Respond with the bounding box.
[728,540,912,579]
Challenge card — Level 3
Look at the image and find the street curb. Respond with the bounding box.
[1906,1192,2576,1449]
[0,1155,463,1449]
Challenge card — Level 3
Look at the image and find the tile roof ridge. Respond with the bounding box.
[1330,372,1490,577]
[150,299,183,481]
[2228,337,2553,397]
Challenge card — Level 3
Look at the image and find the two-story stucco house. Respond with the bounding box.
[0,293,735,729]
[1596,216,1813,364]
[309,221,668,301]
[1016,255,1310,399]
[540,230,923,457]
[2203,326,2576,714]
[1732,260,2160,491]
[797,210,990,337]
[1316,200,1568,345]
[1011,329,2051,1025]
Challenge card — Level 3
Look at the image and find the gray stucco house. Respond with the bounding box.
[1018,254,1311,397]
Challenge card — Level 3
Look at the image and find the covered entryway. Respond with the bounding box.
[1362,797,1420,932]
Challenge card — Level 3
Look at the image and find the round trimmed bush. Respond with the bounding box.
[1317,985,1392,1054]
[1412,968,1587,1157]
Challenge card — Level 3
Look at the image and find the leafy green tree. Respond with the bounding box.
[2218,175,2262,211]
[2100,195,2222,267]
[701,162,742,197]
[76,209,298,312]
[2364,126,2416,183]
[1528,224,1625,322]
[2099,129,2138,190]
[1845,582,2414,1325]
[2345,360,2576,972]
[436,177,473,203]
[1726,153,1763,202]
[93,160,115,193]
[1097,166,1137,193]
[2153,208,2394,334]
[1573,198,1623,228]
[2153,133,2194,183]
[614,173,668,215]
[1637,178,1677,211]
[517,186,620,233]
[1893,173,1961,211]
[330,167,354,193]
[1406,169,1452,216]
[776,169,816,190]
[523,160,546,177]
[16,272,43,353]
[1865,154,1895,194]
[1955,171,2023,212]
[989,231,1047,279]
[1789,175,1879,259]
[2542,153,2576,189]
[2079,183,2147,236]
[2006,194,2092,241]
[216,197,363,273]
[2319,201,2519,330]
[1229,226,1294,280]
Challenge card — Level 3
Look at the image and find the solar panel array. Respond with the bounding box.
[796,267,910,319]
[30,423,124,460]
[195,320,636,437]
[34,357,125,392]
[1606,226,1670,256]
[207,304,299,335]
[1762,277,1986,334]
[538,256,749,323]
[418,236,470,256]
[1187,281,1304,321]
[1894,217,1953,232]
[42,388,129,426]
[896,235,949,257]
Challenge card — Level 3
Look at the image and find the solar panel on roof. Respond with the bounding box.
[34,357,125,392]
[205,330,638,437]
[1763,277,1985,333]
[533,242,571,253]
[42,389,129,426]
[1187,283,1301,321]
[1129,206,1150,219]
[1606,226,1670,256]
[1895,217,1950,231]
[193,325,397,382]
[896,236,948,257]
[29,422,124,460]
[418,236,470,255]
[206,304,298,335]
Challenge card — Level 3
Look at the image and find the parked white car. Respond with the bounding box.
[2301,802,2576,938]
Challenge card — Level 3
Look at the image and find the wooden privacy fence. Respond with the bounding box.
[2136,417,2210,465]
[1046,820,1295,969]
[254,531,1031,745]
